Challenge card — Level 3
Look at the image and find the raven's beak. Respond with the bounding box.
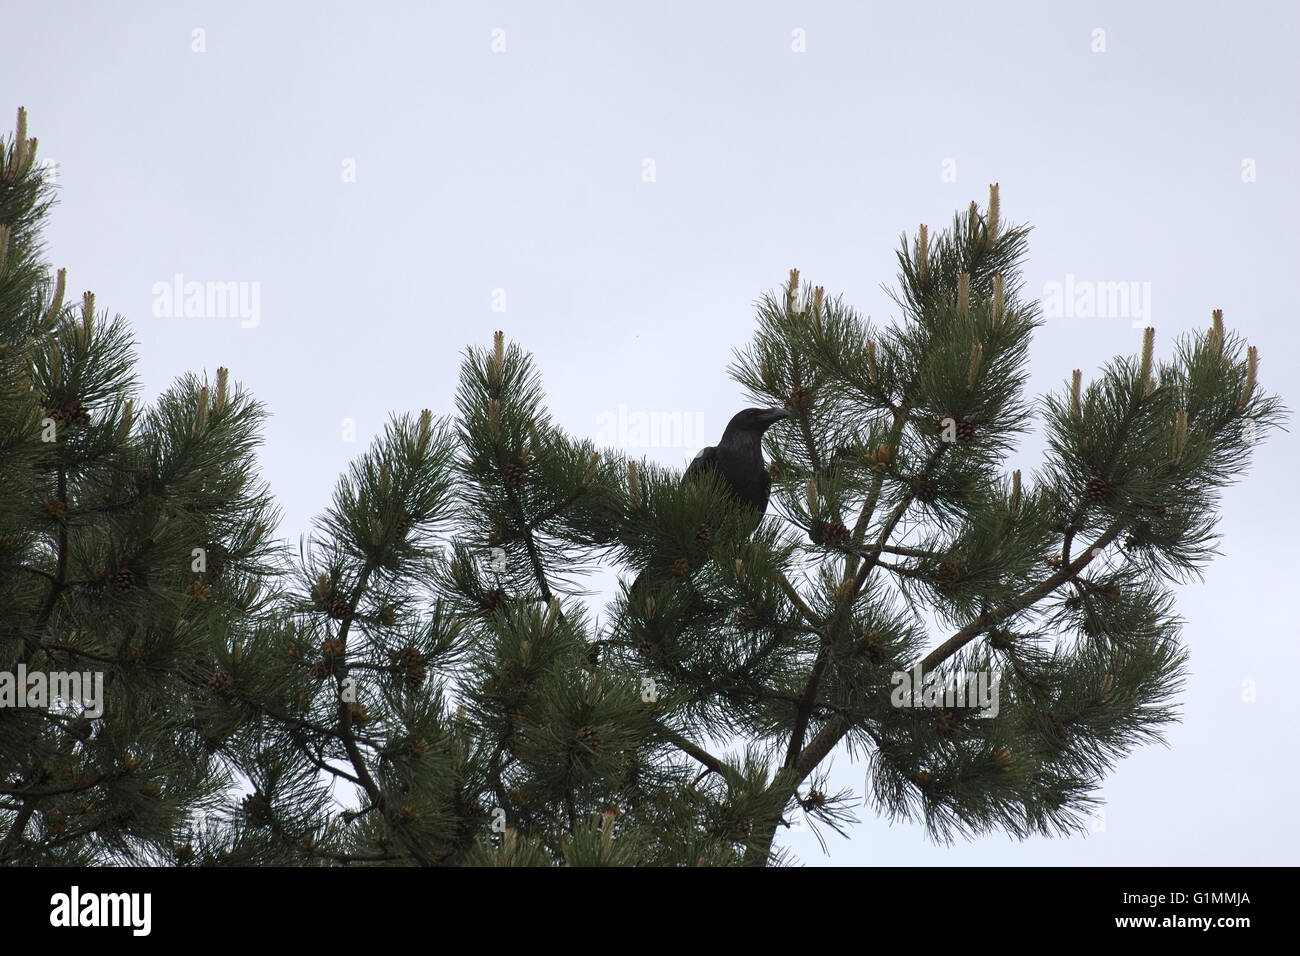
[760,407,791,427]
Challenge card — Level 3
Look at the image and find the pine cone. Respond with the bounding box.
[348,702,370,728]
[389,645,426,687]
[934,414,976,442]
[1084,476,1111,505]
[695,523,712,548]
[207,669,232,692]
[44,400,91,427]
[41,498,68,520]
[864,630,884,664]
[993,747,1015,771]
[1046,710,1070,747]
[733,606,758,629]
[325,596,351,620]
[810,519,850,548]
[69,715,92,742]
[933,561,962,586]
[789,385,814,410]
[186,578,212,601]
[670,556,690,577]
[911,477,940,504]
[115,566,135,591]
[242,792,273,826]
[501,458,528,487]
[321,638,345,659]
[480,587,506,617]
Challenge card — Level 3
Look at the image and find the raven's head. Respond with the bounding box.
[721,407,790,443]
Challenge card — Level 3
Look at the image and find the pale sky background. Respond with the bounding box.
[5,0,1298,865]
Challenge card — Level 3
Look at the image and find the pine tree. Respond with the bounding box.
[2,106,1284,866]
[0,109,284,864]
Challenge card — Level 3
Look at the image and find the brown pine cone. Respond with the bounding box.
[934,561,962,586]
[115,567,135,591]
[501,458,528,487]
[242,792,273,826]
[480,587,506,617]
[389,645,426,687]
[911,477,940,504]
[1084,476,1111,505]
[348,702,370,728]
[789,385,813,410]
[41,498,68,520]
[934,414,976,442]
[670,556,690,577]
[810,519,850,548]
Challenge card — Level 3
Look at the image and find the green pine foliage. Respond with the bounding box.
[0,109,284,864]
[0,110,1286,866]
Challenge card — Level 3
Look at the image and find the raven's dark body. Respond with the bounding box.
[627,407,788,602]
[683,407,788,516]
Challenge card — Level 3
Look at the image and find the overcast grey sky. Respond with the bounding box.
[6,0,1298,865]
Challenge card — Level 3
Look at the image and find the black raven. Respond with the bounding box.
[627,407,789,603]
[682,406,790,516]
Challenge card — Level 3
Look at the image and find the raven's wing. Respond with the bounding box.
[683,445,719,483]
